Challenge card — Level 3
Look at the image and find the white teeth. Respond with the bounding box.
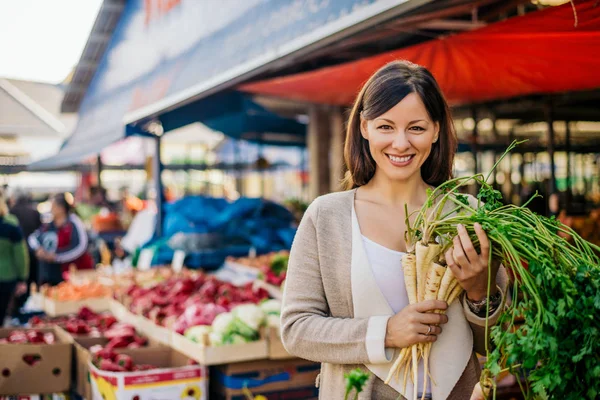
[388,154,413,163]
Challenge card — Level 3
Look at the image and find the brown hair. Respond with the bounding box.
[343,60,457,189]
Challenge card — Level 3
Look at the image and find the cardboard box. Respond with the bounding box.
[0,327,73,395]
[171,331,269,366]
[267,327,293,360]
[108,299,139,326]
[72,333,159,400]
[135,316,172,346]
[43,297,110,317]
[89,347,208,400]
[0,394,70,400]
[210,358,320,400]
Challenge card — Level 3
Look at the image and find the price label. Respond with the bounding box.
[137,249,154,271]
[172,250,186,273]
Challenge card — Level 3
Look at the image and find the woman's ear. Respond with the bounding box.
[360,117,369,140]
[433,122,440,143]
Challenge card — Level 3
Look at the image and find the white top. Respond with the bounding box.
[361,235,408,314]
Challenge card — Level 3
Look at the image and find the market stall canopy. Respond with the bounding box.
[240,1,600,106]
[159,92,306,147]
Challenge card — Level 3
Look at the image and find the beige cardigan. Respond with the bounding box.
[281,189,506,400]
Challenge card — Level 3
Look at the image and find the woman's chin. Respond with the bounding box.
[378,167,420,183]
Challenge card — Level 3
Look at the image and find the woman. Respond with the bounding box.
[0,191,28,325]
[29,193,94,286]
[281,61,506,400]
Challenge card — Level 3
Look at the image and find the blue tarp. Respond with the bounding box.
[141,196,296,269]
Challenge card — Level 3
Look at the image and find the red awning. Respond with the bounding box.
[240,1,600,106]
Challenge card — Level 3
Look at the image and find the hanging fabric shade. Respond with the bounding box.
[240,1,600,106]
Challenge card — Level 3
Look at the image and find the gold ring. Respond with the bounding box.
[426,325,432,336]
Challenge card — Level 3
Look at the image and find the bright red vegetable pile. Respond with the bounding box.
[91,348,155,372]
[124,274,269,334]
[30,307,119,337]
[90,347,199,372]
[0,330,55,345]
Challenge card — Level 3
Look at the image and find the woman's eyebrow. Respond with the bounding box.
[408,119,426,124]
[374,118,395,124]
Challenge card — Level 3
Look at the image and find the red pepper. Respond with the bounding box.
[77,306,97,321]
[115,354,134,371]
[99,315,118,331]
[26,331,45,344]
[105,336,132,350]
[99,359,127,372]
[133,335,148,346]
[92,348,117,363]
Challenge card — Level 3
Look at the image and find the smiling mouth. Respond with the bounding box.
[387,154,415,163]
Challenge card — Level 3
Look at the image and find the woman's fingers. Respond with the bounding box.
[418,323,442,336]
[474,223,490,261]
[446,249,465,281]
[414,299,448,313]
[457,224,479,264]
[415,309,449,325]
[453,236,471,270]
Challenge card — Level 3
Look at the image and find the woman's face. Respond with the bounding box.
[50,200,64,218]
[361,92,439,183]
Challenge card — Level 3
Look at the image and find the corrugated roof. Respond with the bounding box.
[61,0,125,113]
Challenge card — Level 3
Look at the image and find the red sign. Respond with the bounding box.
[144,0,181,26]
[124,367,204,385]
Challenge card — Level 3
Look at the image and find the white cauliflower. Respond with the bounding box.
[232,304,265,332]
[211,312,234,334]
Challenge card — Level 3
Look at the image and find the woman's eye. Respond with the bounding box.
[410,126,425,132]
[377,125,393,131]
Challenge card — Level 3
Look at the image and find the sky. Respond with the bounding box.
[0,0,103,83]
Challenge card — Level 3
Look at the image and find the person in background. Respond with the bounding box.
[0,191,29,326]
[29,193,94,286]
[9,190,42,317]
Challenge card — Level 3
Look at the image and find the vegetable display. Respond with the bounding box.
[124,273,269,332]
[227,251,289,287]
[0,330,55,345]
[45,281,111,301]
[90,348,156,372]
[184,303,267,346]
[387,142,600,399]
[30,307,118,336]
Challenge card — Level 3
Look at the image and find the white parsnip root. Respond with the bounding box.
[385,242,463,400]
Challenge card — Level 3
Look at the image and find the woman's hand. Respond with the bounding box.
[445,223,499,301]
[385,300,449,349]
[15,282,27,296]
[470,382,486,400]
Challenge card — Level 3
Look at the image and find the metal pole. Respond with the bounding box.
[471,107,479,175]
[508,128,515,202]
[565,121,572,209]
[545,101,557,195]
[153,135,164,238]
[235,140,243,197]
[490,116,499,186]
[259,134,265,198]
[96,154,103,188]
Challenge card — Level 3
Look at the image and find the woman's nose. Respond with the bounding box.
[391,130,410,150]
